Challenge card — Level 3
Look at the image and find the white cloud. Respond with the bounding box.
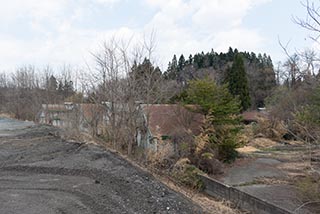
[0,0,67,21]
[94,0,121,4]
[0,0,272,71]
[143,0,271,66]
[213,28,265,52]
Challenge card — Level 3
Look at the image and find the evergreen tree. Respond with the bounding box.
[188,54,193,65]
[167,55,178,80]
[185,78,241,162]
[171,54,178,70]
[48,75,57,92]
[208,49,215,66]
[62,80,74,98]
[226,54,251,111]
[193,54,200,68]
[178,54,186,71]
[130,58,162,101]
[226,47,234,61]
[167,48,276,107]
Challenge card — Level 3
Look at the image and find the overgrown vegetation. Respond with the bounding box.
[0,66,77,121]
[165,47,276,109]
[4,2,320,201]
[172,159,204,190]
[184,78,241,163]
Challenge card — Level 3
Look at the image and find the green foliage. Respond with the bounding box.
[165,48,276,108]
[129,58,162,101]
[161,135,171,141]
[226,54,251,111]
[178,54,185,71]
[217,136,239,163]
[201,152,214,159]
[165,55,178,80]
[300,84,320,125]
[185,78,241,124]
[173,164,204,190]
[185,78,241,162]
[169,89,188,103]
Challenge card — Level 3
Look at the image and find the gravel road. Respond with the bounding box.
[0,119,203,214]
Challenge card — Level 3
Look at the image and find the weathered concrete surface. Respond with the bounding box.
[220,156,318,213]
[222,158,285,185]
[237,184,311,214]
[0,119,202,214]
[200,175,293,214]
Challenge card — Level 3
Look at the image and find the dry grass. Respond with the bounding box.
[253,116,287,140]
[236,146,260,154]
[153,173,242,214]
[237,125,255,145]
[248,137,278,149]
[0,113,15,118]
[278,162,310,177]
[86,139,241,214]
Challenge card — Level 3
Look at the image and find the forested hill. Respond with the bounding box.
[164,47,276,109]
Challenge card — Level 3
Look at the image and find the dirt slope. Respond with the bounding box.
[0,123,203,214]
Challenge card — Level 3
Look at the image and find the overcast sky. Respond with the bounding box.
[0,0,316,71]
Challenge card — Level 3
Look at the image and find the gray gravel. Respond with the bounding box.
[0,120,203,214]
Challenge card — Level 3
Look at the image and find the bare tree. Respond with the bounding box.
[293,0,320,42]
[83,34,178,155]
[278,38,320,88]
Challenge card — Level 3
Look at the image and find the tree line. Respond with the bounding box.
[165,47,276,110]
[0,65,78,120]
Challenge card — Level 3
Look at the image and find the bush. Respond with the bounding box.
[197,153,223,174]
[218,138,239,163]
[184,78,242,163]
[172,158,204,190]
[146,143,176,170]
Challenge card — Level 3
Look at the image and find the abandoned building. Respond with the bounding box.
[137,104,204,154]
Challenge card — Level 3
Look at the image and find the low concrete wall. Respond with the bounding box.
[199,175,293,214]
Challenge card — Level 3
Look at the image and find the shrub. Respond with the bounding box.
[218,137,239,163]
[184,78,242,163]
[197,153,223,175]
[172,158,204,190]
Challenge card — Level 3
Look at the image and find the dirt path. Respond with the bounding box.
[0,121,203,214]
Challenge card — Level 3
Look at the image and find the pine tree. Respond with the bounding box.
[226,47,234,61]
[130,58,162,101]
[185,78,241,162]
[178,54,186,71]
[172,55,178,70]
[226,54,251,111]
[188,54,193,65]
[167,55,178,80]
[48,75,57,92]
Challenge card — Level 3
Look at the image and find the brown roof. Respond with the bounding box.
[242,111,258,122]
[242,110,269,123]
[80,104,105,121]
[142,104,204,138]
[43,104,68,112]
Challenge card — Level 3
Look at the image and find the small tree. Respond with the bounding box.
[226,54,251,111]
[185,78,241,162]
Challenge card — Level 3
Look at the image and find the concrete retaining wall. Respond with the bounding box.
[199,175,293,214]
